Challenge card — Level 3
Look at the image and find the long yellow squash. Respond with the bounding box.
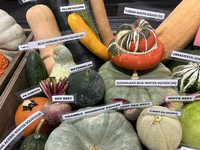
[156,0,200,63]
[68,13,110,61]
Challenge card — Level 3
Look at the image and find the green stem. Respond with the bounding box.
[34,119,44,139]
[86,67,89,76]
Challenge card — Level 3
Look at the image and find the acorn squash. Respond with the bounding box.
[98,61,179,106]
[45,110,142,150]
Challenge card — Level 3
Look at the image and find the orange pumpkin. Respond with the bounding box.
[15,97,52,137]
[0,53,10,77]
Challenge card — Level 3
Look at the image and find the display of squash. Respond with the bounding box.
[65,68,105,108]
[50,45,76,81]
[45,110,142,150]
[98,61,179,106]
[136,106,182,150]
[14,97,52,137]
[0,9,26,61]
[108,19,164,71]
[18,119,49,150]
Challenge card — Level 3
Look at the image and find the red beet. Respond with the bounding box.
[42,100,72,128]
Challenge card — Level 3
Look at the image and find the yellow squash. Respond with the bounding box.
[68,13,110,61]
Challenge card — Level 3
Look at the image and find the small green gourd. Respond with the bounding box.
[50,45,76,81]
[19,119,49,150]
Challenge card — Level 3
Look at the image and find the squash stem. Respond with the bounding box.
[86,67,89,76]
[33,119,44,139]
[131,70,139,80]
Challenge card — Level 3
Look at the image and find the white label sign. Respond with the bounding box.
[19,32,85,50]
[124,7,165,20]
[147,108,181,116]
[52,95,74,102]
[165,96,195,101]
[120,102,152,109]
[0,111,43,150]
[60,4,86,12]
[68,61,93,72]
[20,87,42,99]
[181,147,196,150]
[171,51,200,62]
[115,79,178,86]
[62,102,123,120]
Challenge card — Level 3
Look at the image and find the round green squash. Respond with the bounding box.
[136,106,182,150]
[65,68,105,108]
[45,110,142,150]
[179,100,200,148]
[19,119,49,150]
[98,60,179,106]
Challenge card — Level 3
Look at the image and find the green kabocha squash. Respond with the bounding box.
[172,62,200,93]
[65,68,105,108]
[136,106,182,150]
[19,119,49,150]
[0,9,26,61]
[45,110,142,150]
[108,19,164,71]
[50,45,76,81]
[98,61,179,106]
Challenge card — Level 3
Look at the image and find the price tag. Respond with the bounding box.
[165,96,195,101]
[52,95,74,102]
[120,102,152,109]
[147,108,181,116]
[68,61,93,72]
[20,87,42,100]
[181,146,196,150]
[171,51,200,62]
[60,4,86,12]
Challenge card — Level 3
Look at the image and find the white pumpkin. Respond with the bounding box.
[0,9,26,61]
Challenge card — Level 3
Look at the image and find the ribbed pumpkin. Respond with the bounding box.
[45,110,142,150]
[136,106,182,150]
[15,97,52,137]
[108,19,164,71]
[0,9,26,61]
[18,119,49,150]
[98,61,179,106]
[65,68,105,108]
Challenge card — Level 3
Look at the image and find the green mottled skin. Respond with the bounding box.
[66,68,105,108]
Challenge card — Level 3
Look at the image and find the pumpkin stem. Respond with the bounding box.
[86,67,89,76]
[33,119,44,139]
[53,48,60,55]
[22,99,38,111]
[131,70,139,80]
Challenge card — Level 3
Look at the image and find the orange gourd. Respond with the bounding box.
[0,53,10,77]
[15,97,52,137]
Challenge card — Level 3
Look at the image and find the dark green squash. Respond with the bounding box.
[19,119,49,150]
[65,68,105,108]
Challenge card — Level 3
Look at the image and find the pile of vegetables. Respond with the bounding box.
[3,0,200,149]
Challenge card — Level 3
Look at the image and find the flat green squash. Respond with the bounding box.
[45,110,142,150]
[98,61,179,106]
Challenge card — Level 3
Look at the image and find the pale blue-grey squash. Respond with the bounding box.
[98,61,179,106]
[45,110,142,150]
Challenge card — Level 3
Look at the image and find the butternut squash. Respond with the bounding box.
[26,4,64,75]
[68,13,110,61]
[90,0,114,47]
[156,0,200,63]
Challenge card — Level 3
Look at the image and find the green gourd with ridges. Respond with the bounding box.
[65,68,105,108]
[26,51,47,86]
[19,119,49,150]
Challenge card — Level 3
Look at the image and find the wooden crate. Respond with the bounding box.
[0,29,33,96]
[0,30,33,150]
